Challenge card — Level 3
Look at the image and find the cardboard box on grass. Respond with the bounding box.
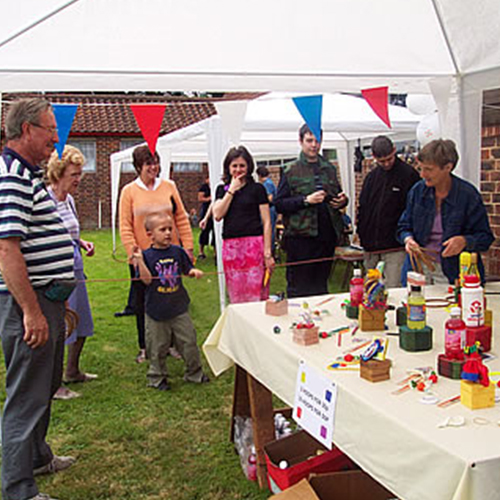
[268,470,396,500]
[264,430,355,493]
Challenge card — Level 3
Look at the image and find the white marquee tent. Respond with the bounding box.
[1,0,500,185]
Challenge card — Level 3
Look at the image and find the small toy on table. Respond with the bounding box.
[292,302,319,346]
[438,306,466,379]
[358,265,387,332]
[399,273,433,352]
[359,337,391,383]
[265,293,288,316]
[460,342,495,410]
[462,274,492,352]
[343,268,363,319]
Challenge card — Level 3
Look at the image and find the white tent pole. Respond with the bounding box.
[204,117,229,313]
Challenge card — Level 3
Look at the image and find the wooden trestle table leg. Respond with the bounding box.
[231,365,275,488]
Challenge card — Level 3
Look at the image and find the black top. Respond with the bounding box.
[142,245,193,321]
[198,182,211,218]
[215,182,268,239]
[357,157,420,252]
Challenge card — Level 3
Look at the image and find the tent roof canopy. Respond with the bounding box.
[1,0,499,93]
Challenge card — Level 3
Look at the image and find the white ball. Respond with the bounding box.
[407,94,436,115]
[416,112,441,146]
[279,460,289,469]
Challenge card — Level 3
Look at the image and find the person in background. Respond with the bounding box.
[0,98,76,500]
[132,212,209,390]
[397,139,494,285]
[213,146,274,303]
[274,124,348,298]
[197,176,214,260]
[119,145,193,363]
[356,136,420,287]
[47,145,97,400]
[256,166,278,252]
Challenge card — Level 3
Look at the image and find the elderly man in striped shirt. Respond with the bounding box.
[0,99,76,500]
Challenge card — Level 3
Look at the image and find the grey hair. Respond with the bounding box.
[5,98,52,140]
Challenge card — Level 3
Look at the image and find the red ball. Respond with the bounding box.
[344,354,354,362]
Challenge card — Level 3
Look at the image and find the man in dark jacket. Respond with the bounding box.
[275,124,348,298]
[356,136,420,287]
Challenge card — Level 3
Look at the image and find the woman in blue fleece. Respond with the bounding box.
[397,139,494,285]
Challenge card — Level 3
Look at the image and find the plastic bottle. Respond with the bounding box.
[459,251,471,286]
[407,285,426,330]
[349,269,364,307]
[467,253,480,279]
[445,307,466,360]
[461,275,484,327]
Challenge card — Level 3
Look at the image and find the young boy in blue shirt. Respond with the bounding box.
[132,212,209,390]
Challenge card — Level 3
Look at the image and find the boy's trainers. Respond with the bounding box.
[156,380,171,391]
[33,455,76,476]
[29,494,59,500]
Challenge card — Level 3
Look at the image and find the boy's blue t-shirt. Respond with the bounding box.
[142,245,193,321]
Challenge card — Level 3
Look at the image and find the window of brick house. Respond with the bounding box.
[67,139,96,172]
[172,163,203,173]
[120,139,143,173]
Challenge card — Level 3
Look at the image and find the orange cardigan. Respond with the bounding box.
[119,179,193,259]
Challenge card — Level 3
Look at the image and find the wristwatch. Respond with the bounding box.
[303,196,310,207]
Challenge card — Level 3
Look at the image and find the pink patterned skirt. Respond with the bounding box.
[222,235,269,304]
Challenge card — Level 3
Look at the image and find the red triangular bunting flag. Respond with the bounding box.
[130,104,167,154]
[361,87,391,129]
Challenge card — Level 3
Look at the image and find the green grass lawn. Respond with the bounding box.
[0,229,349,500]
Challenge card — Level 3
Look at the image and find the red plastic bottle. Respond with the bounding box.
[445,307,466,360]
[349,269,364,307]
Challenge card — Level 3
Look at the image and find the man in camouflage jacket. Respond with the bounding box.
[275,124,348,297]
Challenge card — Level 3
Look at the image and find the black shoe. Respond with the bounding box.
[114,306,135,317]
[156,380,171,391]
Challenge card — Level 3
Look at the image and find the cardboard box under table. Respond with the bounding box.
[268,470,396,500]
[264,430,355,493]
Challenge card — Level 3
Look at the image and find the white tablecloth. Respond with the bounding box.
[203,284,500,500]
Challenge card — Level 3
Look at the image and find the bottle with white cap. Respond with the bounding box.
[461,275,484,327]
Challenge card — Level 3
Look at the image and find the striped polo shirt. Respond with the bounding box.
[0,147,75,293]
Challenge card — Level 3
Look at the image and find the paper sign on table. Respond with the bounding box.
[292,360,338,450]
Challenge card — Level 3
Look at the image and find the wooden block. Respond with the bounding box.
[466,325,492,352]
[265,298,288,316]
[345,303,359,319]
[396,306,407,326]
[485,309,493,327]
[359,305,385,332]
[460,380,495,410]
[399,325,433,352]
[437,354,465,380]
[360,359,391,383]
[292,326,319,346]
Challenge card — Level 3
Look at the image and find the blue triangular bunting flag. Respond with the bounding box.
[52,104,79,158]
[292,95,323,142]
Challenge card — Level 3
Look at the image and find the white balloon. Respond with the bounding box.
[407,94,436,115]
[417,112,441,146]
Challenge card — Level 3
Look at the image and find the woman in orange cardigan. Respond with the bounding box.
[119,145,193,363]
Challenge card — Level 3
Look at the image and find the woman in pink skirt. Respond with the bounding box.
[213,146,274,304]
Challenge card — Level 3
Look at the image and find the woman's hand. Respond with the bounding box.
[131,245,143,266]
[229,172,246,194]
[404,236,420,255]
[80,239,95,257]
[199,218,208,230]
[264,254,275,271]
[442,236,467,258]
